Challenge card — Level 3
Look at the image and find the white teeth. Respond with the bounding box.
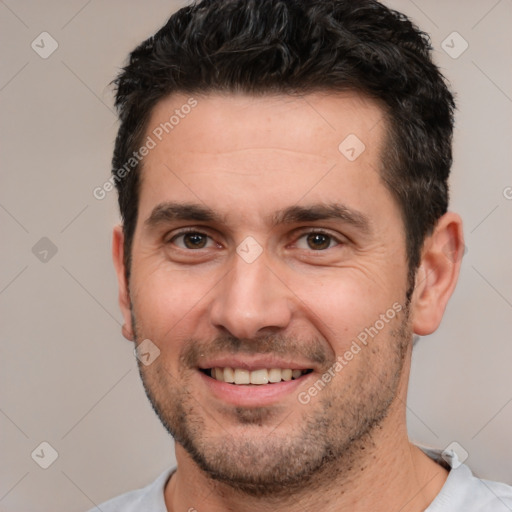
[234,368,250,385]
[281,369,292,381]
[223,367,235,383]
[250,369,269,385]
[209,367,309,384]
[268,368,282,383]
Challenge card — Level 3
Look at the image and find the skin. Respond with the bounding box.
[112,91,464,511]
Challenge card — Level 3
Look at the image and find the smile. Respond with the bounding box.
[203,367,313,385]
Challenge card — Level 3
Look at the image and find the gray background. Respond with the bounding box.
[1,1,511,510]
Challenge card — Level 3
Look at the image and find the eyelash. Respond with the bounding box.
[167,228,344,251]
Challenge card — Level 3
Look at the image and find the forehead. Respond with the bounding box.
[136,91,393,227]
[145,91,385,159]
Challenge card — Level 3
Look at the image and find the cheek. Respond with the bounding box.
[291,271,402,350]
[130,265,217,340]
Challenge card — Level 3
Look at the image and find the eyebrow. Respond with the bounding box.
[270,204,370,232]
[145,202,224,227]
[144,201,371,233]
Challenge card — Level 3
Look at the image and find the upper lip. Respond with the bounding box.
[198,356,316,372]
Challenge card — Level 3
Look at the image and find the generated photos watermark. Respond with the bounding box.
[93,97,198,200]
[298,301,403,405]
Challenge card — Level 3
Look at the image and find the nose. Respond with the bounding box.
[209,249,293,340]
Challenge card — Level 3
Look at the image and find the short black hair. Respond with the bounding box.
[112,0,455,286]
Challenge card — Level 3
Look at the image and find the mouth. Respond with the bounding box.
[201,367,314,385]
[197,358,318,407]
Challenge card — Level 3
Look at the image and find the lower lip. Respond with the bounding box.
[199,370,311,407]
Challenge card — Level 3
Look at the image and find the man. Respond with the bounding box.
[92,0,512,510]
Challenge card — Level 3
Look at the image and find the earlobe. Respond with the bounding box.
[112,225,134,341]
[411,212,464,336]
[122,323,134,340]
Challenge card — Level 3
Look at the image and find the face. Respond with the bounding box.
[120,92,414,495]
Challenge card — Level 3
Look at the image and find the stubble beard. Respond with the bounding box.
[133,304,411,498]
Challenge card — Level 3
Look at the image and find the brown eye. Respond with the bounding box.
[171,232,213,249]
[295,231,341,251]
[183,233,207,249]
[306,233,331,250]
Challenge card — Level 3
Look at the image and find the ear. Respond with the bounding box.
[112,225,134,341]
[411,212,464,336]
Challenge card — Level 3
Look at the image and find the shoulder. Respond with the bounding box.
[429,464,512,511]
[422,448,512,512]
[86,468,175,512]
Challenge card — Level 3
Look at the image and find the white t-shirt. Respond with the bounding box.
[88,448,512,511]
